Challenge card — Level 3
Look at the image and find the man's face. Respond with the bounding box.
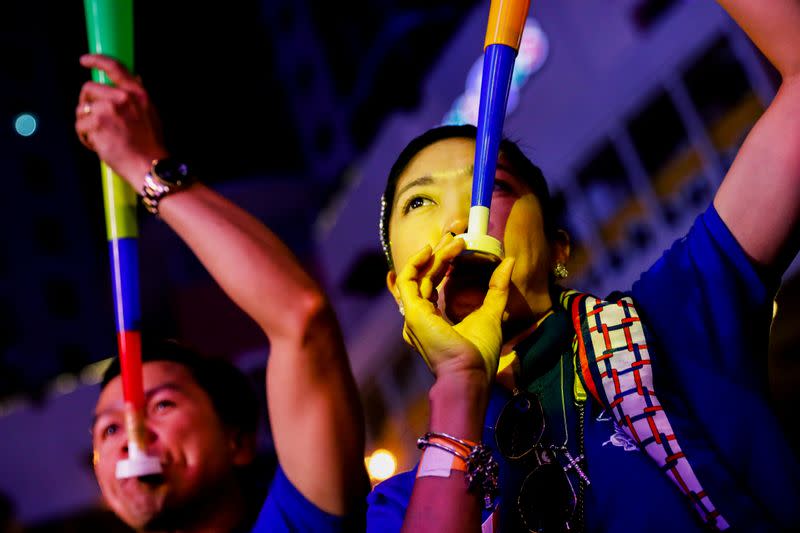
[93,361,246,529]
[387,137,557,323]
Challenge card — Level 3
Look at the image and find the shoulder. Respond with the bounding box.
[633,204,776,303]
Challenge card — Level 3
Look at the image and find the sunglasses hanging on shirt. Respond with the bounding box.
[494,387,589,533]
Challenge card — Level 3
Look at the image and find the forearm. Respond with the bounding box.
[716,0,800,79]
[164,184,368,512]
[402,372,489,533]
[267,312,368,515]
[162,180,368,512]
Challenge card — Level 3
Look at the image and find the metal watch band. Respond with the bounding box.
[142,172,172,215]
[141,160,194,215]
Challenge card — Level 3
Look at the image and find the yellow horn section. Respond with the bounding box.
[484,0,530,51]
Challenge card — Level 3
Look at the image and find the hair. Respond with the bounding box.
[379,124,556,270]
[100,339,259,436]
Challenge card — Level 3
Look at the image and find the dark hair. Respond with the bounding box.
[101,339,259,436]
[379,124,556,270]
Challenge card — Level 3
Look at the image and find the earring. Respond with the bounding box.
[398,301,405,316]
[553,263,569,280]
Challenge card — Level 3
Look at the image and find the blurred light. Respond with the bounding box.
[14,113,38,137]
[366,449,397,481]
[0,397,28,418]
[773,300,778,319]
[443,18,549,126]
[51,373,78,395]
[80,357,114,385]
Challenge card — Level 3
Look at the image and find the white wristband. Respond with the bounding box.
[417,446,466,478]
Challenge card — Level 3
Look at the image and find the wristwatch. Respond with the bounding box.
[142,158,195,215]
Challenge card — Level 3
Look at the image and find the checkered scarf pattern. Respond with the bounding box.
[562,290,730,531]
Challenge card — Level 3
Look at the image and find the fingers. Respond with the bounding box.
[80,54,141,91]
[75,78,139,154]
[479,257,515,320]
[401,245,433,283]
[78,82,130,110]
[75,116,94,150]
[74,97,116,151]
[395,245,432,305]
[420,235,465,301]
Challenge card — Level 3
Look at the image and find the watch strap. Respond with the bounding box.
[142,159,194,215]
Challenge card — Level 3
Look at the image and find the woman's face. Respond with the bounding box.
[386,137,564,324]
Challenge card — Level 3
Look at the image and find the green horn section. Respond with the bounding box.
[83,0,138,240]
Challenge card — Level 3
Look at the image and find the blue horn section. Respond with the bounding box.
[108,237,142,333]
[472,43,517,208]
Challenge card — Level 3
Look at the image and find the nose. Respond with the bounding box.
[441,190,471,237]
[444,217,468,237]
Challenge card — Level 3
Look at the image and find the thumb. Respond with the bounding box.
[479,257,515,321]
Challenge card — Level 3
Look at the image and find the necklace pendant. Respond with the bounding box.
[562,450,591,486]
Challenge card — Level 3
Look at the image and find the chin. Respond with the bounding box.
[119,503,165,531]
[112,478,170,529]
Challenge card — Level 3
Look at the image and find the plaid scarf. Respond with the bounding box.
[561,290,730,531]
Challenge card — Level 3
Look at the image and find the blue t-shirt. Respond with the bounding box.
[253,466,362,532]
[367,205,800,532]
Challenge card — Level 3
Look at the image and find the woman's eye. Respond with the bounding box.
[493,180,513,194]
[403,196,433,214]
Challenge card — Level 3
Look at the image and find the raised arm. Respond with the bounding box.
[391,236,514,533]
[75,54,367,515]
[713,0,800,272]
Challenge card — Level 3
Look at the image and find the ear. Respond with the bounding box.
[228,430,257,467]
[386,270,402,308]
[551,229,571,266]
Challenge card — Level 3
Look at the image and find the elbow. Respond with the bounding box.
[284,289,337,340]
[782,71,800,92]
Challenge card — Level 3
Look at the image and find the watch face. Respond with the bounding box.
[153,159,190,185]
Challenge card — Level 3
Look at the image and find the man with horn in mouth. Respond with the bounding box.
[76,54,368,532]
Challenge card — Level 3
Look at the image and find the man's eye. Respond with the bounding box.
[403,196,433,214]
[153,399,175,413]
[103,424,120,439]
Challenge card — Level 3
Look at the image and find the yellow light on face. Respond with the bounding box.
[366,449,397,481]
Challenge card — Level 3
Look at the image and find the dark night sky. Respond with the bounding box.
[0,0,479,403]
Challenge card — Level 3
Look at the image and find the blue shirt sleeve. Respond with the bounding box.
[631,204,776,388]
[366,470,414,533]
[629,205,800,530]
[252,466,363,533]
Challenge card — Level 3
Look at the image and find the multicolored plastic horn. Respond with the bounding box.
[459,0,530,261]
[84,0,161,479]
